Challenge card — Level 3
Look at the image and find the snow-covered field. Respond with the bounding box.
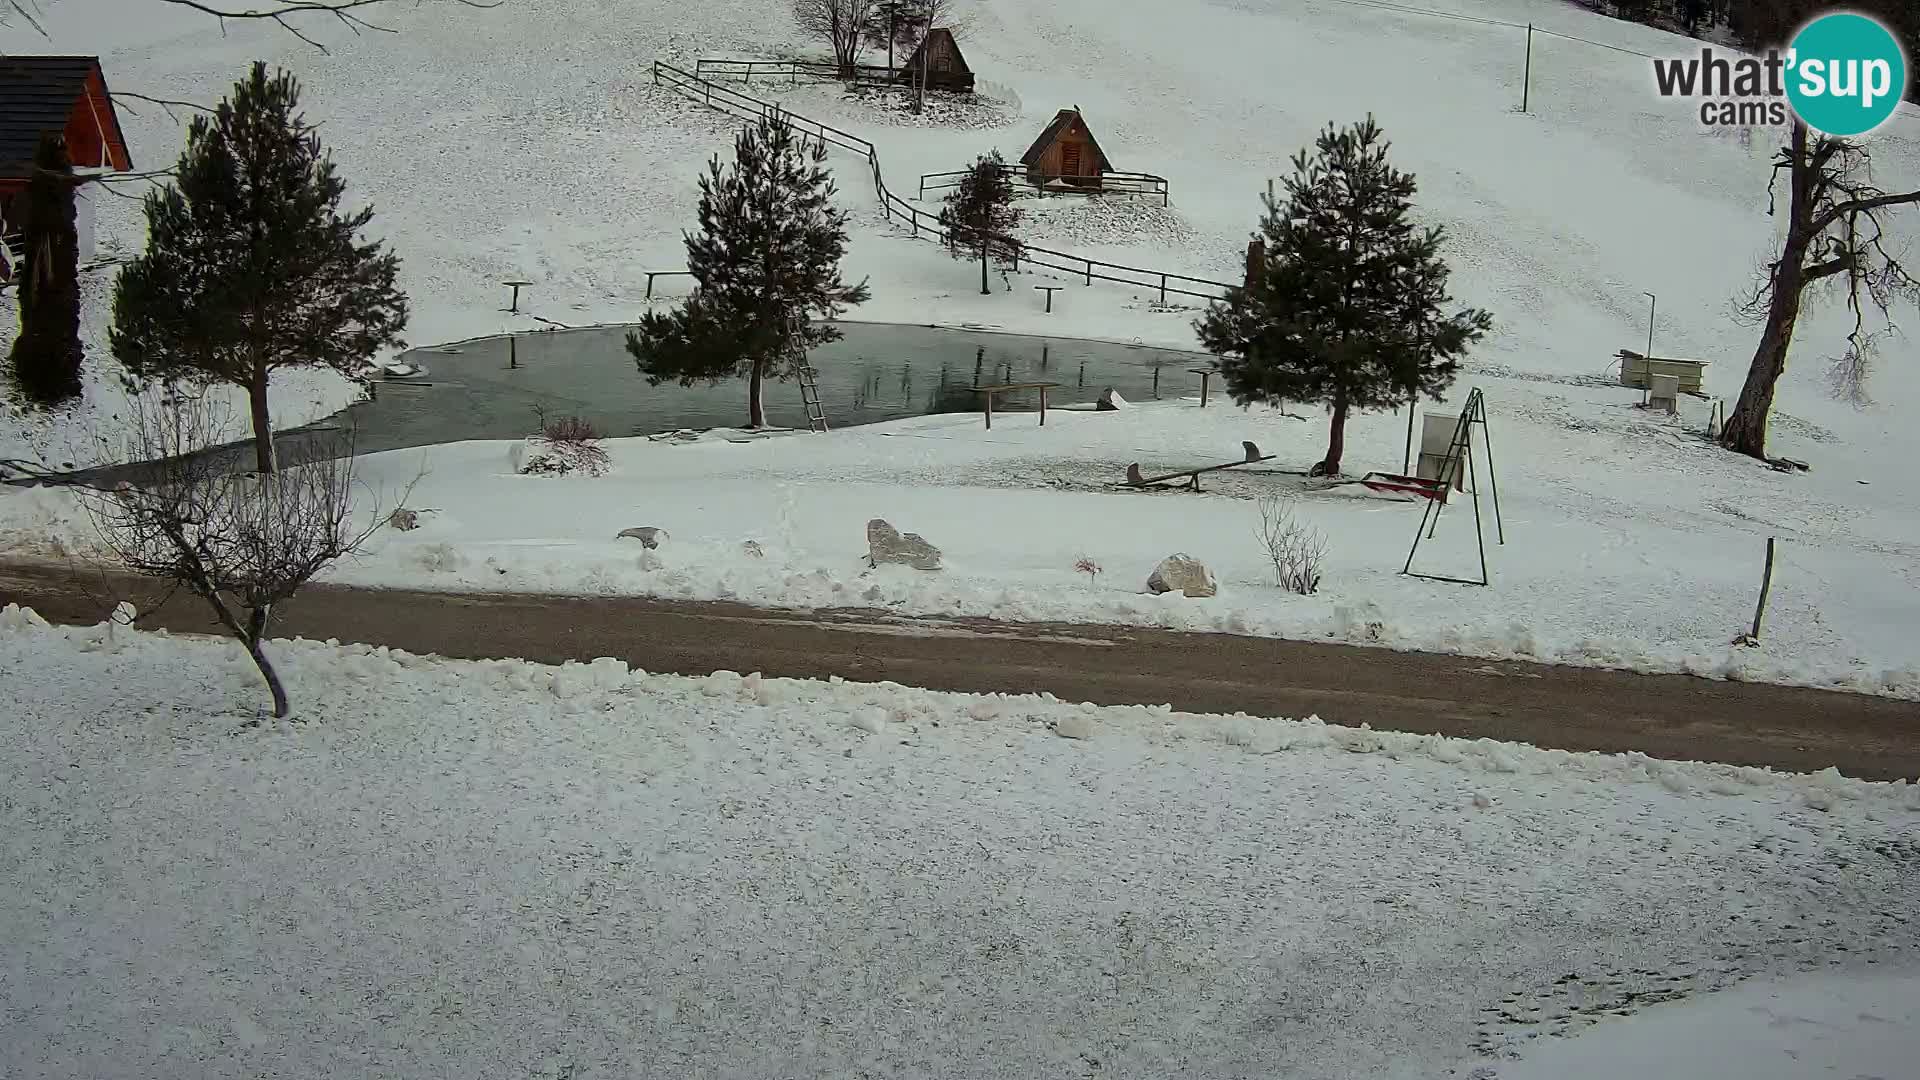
[2,606,1915,1077]
[3,0,1918,689]
[13,370,1915,697]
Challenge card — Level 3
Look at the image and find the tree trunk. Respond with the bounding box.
[243,607,288,718]
[247,371,277,475]
[1721,249,1808,460]
[748,358,767,429]
[1316,397,1350,476]
[980,240,990,295]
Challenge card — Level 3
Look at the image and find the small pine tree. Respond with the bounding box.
[1195,117,1491,475]
[938,150,1018,295]
[627,112,869,428]
[111,62,408,474]
[6,133,84,410]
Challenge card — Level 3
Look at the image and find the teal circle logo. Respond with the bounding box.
[1786,12,1907,136]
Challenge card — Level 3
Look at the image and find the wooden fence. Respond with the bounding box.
[919,165,1172,207]
[650,61,1234,304]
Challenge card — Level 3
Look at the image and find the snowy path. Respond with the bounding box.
[2,609,1916,1078]
[5,560,1918,779]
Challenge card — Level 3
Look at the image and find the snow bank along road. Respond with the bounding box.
[3,591,1918,1079]
[4,559,1917,780]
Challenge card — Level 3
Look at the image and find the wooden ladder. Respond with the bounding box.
[798,363,829,432]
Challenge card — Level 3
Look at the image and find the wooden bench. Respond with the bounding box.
[970,381,1060,429]
[1356,470,1450,502]
[1125,441,1274,491]
[1617,350,1708,394]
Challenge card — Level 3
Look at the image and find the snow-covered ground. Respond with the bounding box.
[13,368,1914,697]
[3,0,1918,692]
[2,605,1915,1077]
[6,0,1920,454]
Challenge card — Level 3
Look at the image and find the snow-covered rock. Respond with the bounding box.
[1147,553,1216,598]
[867,518,942,570]
[617,526,668,549]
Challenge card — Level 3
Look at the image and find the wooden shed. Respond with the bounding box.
[0,56,132,269]
[1020,108,1111,189]
[898,28,974,93]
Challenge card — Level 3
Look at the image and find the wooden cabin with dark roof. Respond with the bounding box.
[0,56,133,266]
[1020,108,1110,190]
[897,28,974,93]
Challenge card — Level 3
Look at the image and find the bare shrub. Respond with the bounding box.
[1074,554,1102,584]
[521,408,610,476]
[541,413,601,444]
[77,390,403,717]
[1255,493,1325,595]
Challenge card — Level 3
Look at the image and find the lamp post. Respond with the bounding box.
[1642,291,1656,407]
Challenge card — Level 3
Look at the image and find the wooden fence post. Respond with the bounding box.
[1158,274,1167,305]
[1745,536,1777,643]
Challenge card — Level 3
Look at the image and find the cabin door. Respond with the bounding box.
[1061,143,1082,178]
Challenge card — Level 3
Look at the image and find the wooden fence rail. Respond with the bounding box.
[918,165,1172,206]
[650,61,1234,305]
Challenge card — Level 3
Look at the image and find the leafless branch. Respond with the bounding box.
[75,389,410,717]
[155,0,503,52]
[110,91,214,121]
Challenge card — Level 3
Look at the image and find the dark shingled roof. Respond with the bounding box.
[1019,108,1111,172]
[904,28,971,74]
[0,56,126,178]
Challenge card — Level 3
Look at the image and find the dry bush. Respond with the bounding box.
[77,389,404,717]
[1255,493,1326,595]
[522,409,610,476]
[541,413,601,444]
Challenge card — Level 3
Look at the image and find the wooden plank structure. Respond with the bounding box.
[1125,441,1274,491]
[1021,107,1111,190]
[1616,350,1708,394]
[898,28,975,93]
[971,381,1059,429]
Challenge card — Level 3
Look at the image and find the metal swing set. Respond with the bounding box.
[1401,387,1506,587]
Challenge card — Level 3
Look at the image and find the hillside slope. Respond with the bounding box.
[4,0,1918,456]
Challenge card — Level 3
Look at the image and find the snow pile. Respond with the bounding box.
[511,434,612,477]
[775,83,1021,131]
[0,611,1915,1077]
[1016,195,1205,253]
[1492,971,1920,1080]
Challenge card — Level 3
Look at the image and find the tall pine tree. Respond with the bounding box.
[7,133,84,410]
[938,150,1018,295]
[627,112,868,428]
[1196,117,1490,475]
[111,62,408,474]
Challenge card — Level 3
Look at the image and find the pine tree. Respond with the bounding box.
[938,150,1018,295]
[111,62,408,474]
[1195,117,1490,476]
[627,112,869,428]
[6,133,84,410]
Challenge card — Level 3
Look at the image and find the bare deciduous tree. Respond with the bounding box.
[1724,120,1920,459]
[78,391,404,718]
[1255,493,1326,595]
[792,0,879,77]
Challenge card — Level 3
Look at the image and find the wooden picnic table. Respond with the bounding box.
[970,381,1061,429]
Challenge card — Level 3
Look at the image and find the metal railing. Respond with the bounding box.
[919,165,1172,207]
[650,61,1234,304]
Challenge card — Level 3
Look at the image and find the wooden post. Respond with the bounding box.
[1199,371,1212,407]
[1748,537,1777,643]
[984,390,993,430]
[1084,262,1092,286]
[1521,24,1533,113]
[1158,274,1168,305]
[508,335,517,369]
